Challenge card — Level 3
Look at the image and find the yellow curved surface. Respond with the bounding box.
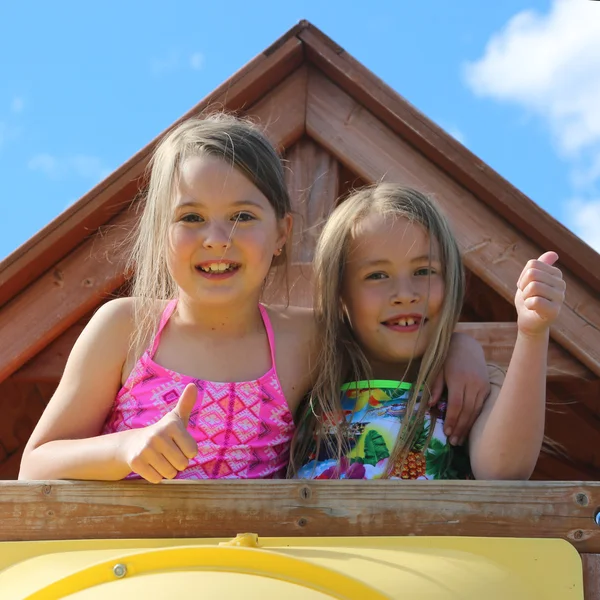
[0,535,583,599]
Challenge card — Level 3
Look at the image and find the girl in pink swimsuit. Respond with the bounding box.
[20,116,492,483]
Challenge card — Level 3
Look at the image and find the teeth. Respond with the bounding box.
[199,262,234,273]
[392,318,417,326]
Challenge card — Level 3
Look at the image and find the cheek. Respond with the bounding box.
[169,226,198,253]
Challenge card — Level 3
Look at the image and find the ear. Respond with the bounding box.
[275,213,293,254]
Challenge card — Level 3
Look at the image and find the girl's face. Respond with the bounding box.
[168,155,290,307]
[341,212,445,377]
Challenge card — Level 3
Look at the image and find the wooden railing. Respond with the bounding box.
[1,480,599,597]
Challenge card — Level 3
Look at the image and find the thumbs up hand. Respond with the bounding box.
[515,252,566,338]
[119,383,199,483]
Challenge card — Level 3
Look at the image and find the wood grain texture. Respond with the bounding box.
[305,68,600,377]
[1,480,599,551]
[285,137,339,262]
[583,554,600,600]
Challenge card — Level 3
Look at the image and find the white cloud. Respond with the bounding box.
[151,50,205,75]
[463,0,600,252]
[11,97,24,113]
[28,153,110,181]
[190,52,204,70]
[566,198,600,252]
[446,125,466,145]
[464,0,600,157]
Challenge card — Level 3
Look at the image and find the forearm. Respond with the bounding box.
[469,331,548,480]
[18,432,134,481]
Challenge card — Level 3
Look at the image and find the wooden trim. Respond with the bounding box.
[11,317,590,385]
[1,480,599,551]
[305,69,600,377]
[0,36,304,309]
[299,24,600,295]
[0,82,307,384]
[583,554,600,600]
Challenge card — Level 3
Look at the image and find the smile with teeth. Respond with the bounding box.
[389,317,419,326]
[383,315,426,328]
[196,261,240,273]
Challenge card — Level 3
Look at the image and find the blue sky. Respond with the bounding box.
[1,0,599,261]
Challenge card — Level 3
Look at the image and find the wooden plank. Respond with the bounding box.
[583,554,600,600]
[12,314,590,386]
[456,322,594,381]
[305,69,600,377]
[299,24,600,295]
[285,137,339,262]
[0,35,304,310]
[0,481,599,551]
[0,85,307,384]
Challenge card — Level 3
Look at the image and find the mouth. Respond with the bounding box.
[194,260,241,277]
[382,314,426,332]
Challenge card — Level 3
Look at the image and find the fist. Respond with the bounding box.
[515,251,565,337]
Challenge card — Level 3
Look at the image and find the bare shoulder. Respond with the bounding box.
[264,304,316,338]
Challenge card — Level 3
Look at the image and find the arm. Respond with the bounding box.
[429,332,491,446]
[19,299,138,480]
[19,298,198,483]
[468,252,565,480]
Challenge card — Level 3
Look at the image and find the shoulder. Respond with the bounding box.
[264,304,316,338]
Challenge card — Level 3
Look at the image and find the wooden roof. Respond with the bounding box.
[0,21,598,480]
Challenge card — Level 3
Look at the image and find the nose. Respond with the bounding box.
[391,277,420,305]
[202,221,233,251]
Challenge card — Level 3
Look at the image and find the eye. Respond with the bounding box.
[365,272,388,281]
[180,213,203,223]
[415,267,436,276]
[231,211,256,222]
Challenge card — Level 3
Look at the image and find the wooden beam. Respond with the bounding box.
[299,24,600,295]
[0,84,307,384]
[0,481,599,551]
[455,322,594,381]
[0,36,304,310]
[305,68,600,377]
[285,137,339,262]
[583,554,600,600]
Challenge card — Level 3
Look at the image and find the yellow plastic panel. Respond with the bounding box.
[0,536,583,600]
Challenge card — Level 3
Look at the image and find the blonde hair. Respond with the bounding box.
[289,183,465,477]
[128,113,291,359]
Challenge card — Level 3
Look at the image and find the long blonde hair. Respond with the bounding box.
[289,183,465,477]
[128,113,291,359]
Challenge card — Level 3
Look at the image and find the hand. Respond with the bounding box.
[120,383,199,483]
[429,332,490,446]
[515,252,565,338]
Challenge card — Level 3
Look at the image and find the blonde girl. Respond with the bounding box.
[292,183,564,481]
[20,117,492,483]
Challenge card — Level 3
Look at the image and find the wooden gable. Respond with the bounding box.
[0,21,599,481]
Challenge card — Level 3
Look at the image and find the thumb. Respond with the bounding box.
[173,384,197,427]
[538,251,558,266]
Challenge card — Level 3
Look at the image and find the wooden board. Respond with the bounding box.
[11,316,589,384]
[285,137,339,262]
[1,480,599,552]
[583,554,600,600]
[305,68,600,377]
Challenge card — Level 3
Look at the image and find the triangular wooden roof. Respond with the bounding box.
[0,21,598,480]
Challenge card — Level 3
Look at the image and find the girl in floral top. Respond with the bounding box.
[291,184,565,481]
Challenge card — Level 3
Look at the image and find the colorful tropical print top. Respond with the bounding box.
[295,380,473,480]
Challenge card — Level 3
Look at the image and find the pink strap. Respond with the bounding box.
[149,299,178,358]
[258,304,277,371]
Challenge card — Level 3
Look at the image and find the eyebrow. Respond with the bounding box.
[357,255,441,268]
[175,199,266,210]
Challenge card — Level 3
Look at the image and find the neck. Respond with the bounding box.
[174,292,264,337]
[367,357,422,383]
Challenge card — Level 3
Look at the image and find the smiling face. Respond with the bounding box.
[341,211,445,378]
[167,154,291,307]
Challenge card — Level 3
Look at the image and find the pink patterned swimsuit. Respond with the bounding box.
[102,300,295,479]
